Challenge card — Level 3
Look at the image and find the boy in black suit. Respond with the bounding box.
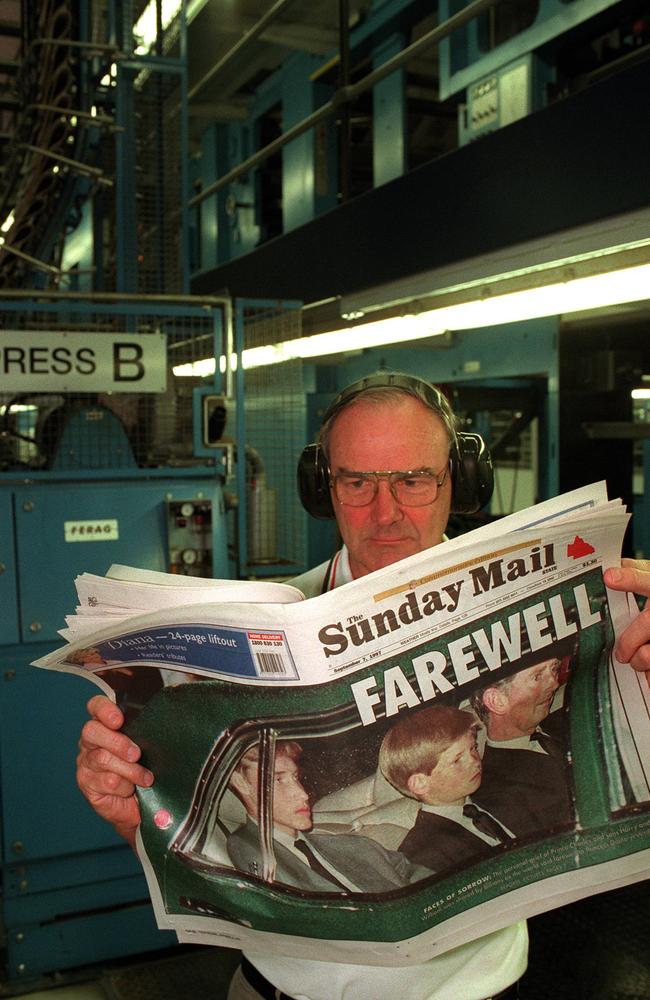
[380,705,513,874]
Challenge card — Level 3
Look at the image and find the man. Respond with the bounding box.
[76,374,650,1000]
[292,373,465,590]
[470,653,573,839]
[379,705,513,873]
[227,740,428,892]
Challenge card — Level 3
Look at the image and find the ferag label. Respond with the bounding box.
[64,519,119,542]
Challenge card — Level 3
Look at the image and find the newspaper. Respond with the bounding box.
[33,483,650,966]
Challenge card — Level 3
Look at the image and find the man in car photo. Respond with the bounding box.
[470,649,573,837]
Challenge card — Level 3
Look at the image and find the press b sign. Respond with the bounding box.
[0,331,167,393]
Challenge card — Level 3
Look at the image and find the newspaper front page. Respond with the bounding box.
[33,484,650,965]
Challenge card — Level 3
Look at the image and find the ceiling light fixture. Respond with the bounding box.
[174,259,650,377]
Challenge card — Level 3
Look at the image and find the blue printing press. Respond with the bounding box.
[0,401,228,981]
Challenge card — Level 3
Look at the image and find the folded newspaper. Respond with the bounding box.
[33,482,650,966]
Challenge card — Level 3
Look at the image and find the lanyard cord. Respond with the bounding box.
[320,551,341,593]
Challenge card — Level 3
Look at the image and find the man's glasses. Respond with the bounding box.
[330,467,449,508]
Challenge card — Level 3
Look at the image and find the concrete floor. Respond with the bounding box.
[20,989,106,1000]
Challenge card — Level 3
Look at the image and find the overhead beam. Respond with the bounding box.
[188,0,297,101]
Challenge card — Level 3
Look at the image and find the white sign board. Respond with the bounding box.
[0,331,167,392]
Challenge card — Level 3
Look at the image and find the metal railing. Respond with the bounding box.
[189,0,503,208]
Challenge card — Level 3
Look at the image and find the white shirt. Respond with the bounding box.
[421,799,513,846]
[485,730,552,756]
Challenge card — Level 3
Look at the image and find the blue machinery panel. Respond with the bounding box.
[0,472,226,981]
[12,478,227,644]
[0,643,175,978]
[0,294,232,982]
[439,0,620,99]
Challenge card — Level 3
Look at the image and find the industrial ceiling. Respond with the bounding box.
[0,0,648,296]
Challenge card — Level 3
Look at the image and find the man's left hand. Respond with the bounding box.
[604,558,650,685]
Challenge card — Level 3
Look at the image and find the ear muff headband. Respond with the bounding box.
[297,373,493,519]
[319,372,452,428]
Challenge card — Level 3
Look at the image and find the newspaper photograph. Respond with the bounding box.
[33,483,650,965]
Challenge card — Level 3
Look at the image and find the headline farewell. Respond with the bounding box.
[314,544,603,726]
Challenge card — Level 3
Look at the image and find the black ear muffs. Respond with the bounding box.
[449,432,493,514]
[297,373,494,519]
[297,443,334,519]
[297,432,493,519]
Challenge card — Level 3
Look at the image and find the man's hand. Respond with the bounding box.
[76,694,154,848]
[604,558,650,685]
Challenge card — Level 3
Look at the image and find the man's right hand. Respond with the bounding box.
[76,694,154,848]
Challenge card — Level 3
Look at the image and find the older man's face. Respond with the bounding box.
[500,659,561,735]
[327,396,452,579]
